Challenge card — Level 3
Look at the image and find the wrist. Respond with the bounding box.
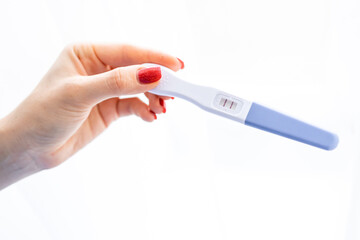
[0,116,40,190]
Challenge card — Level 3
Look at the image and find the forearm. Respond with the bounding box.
[0,117,40,190]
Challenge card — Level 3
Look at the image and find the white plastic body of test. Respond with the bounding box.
[147,64,252,124]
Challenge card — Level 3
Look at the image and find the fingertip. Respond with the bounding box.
[137,66,162,84]
[177,58,185,69]
[159,98,166,113]
[165,57,184,72]
[147,95,164,114]
[150,110,157,120]
[140,111,156,122]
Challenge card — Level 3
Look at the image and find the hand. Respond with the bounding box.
[0,43,184,189]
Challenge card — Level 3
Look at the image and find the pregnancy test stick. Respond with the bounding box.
[146,64,339,150]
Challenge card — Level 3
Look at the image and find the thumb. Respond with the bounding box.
[81,65,162,104]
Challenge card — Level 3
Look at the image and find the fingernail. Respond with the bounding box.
[150,110,157,120]
[177,58,185,69]
[171,97,175,100]
[159,98,166,113]
[138,67,162,84]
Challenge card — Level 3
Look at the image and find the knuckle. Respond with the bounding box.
[111,69,128,94]
[63,43,78,55]
[65,43,76,51]
[128,97,142,113]
[65,42,93,60]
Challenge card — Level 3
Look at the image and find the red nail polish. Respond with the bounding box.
[171,97,175,100]
[159,98,166,113]
[177,58,185,69]
[150,110,157,120]
[138,67,162,84]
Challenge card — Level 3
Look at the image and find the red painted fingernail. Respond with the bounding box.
[159,98,166,113]
[150,110,157,120]
[138,67,162,84]
[171,97,175,100]
[177,58,185,69]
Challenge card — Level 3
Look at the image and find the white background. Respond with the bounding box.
[0,0,359,239]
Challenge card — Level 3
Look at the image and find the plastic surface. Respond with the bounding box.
[147,64,252,123]
[244,103,339,150]
[145,63,339,150]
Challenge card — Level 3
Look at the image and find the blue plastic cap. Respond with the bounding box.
[244,103,339,151]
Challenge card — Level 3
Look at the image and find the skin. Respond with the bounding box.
[0,43,182,190]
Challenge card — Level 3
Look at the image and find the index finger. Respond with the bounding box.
[93,44,183,71]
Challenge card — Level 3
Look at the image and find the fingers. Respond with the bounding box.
[117,97,156,122]
[68,43,184,106]
[116,96,173,122]
[144,92,172,114]
[80,65,162,104]
[157,96,174,101]
[90,44,183,71]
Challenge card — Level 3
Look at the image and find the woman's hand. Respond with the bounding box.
[0,43,184,189]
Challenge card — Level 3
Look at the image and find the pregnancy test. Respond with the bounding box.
[146,64,339,150]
